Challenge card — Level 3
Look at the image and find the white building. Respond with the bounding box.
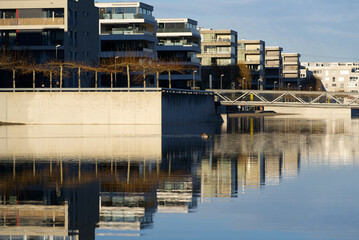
[156,18,201,89]
[265,46,283,89]
[302,62,359,92]
[96,2,157,59]
[237,39,265,90]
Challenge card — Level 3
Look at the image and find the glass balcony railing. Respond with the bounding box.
[0,18,64,26]
[158,42,199,47]
[100,13,155,22]
[101,29,155,36]
[157,28,197,33]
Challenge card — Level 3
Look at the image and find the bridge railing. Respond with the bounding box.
[208,89,359,108]
[0,87,213,95]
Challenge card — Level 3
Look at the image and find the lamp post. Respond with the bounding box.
[287,83,290,90]
[220,74,224,89]
[299,85,302,91]
[274,81,277,90]
[115,56,119,87]
[192,70,197,89]
[257,78,263,90]
[55,44,61,61]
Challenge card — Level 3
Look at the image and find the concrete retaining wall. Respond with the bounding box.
[265,106,352,119]
[0,91,220,125]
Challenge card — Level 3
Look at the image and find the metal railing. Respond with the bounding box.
[210,89,359,108]
[0,87,213,95]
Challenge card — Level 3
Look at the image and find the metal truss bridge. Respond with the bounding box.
[210,90,359,109]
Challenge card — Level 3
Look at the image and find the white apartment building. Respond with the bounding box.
[0,0,99,64]
[237,39,265,90]
[156,18,201,89]
[197,29,237,89]
[282,53,301,87]
[197,29,237,66]
[265,46,283,89]
[96,2,157,59]
[302,62,359,92]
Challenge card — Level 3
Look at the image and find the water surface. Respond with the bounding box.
[0,116,358,240]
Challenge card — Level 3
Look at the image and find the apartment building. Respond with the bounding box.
[0,0,99,64]
[96,2,157,59]
[282,53,301,88]
[302,62,359,92]
[265,46,283,89]
[237,39,265,90]
[156,18,201,89]
[197,29,238,89]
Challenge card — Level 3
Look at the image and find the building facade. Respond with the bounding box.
[282,53,301,88]
[96,2,157,59]
[302,62,359,92]
[237,39,265,90]
[197,29,238,89]
[265,46,283,89]
[156,18,201,89]
[0,0,99,64]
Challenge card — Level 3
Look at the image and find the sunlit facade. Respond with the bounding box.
[96,2,157,59]
[301,62,359,92]
[265,46,283,89]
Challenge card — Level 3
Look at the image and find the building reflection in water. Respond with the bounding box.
[0,117,358,239]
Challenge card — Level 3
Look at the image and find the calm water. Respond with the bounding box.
[0,116,359,240]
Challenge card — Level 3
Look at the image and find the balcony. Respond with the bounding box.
[100,13,155,22]
[0,18,64,26]
[158,41,199,47]
[102,29,155,36]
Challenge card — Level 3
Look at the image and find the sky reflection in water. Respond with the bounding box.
[0,117,358,240]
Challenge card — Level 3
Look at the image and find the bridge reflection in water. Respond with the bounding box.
[0,117,358,240]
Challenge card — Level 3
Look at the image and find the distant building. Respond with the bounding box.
[302,62,359,92]
[265,46,283,89]
[156,18,201,89]
[237,39,265,90]
[0,0,99,64]
[197,29,238,89]
[282,53,301,88]
[96,2,157,59]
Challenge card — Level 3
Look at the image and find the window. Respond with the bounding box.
[332,77,335,82]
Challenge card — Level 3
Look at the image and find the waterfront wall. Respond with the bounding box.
[265,106,352,119]
[0,90,219,125]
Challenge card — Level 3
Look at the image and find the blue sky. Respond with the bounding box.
[98,0,359,62]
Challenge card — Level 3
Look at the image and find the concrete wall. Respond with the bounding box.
[162,92,220,124]
[265,106,352,119]
[0,91,220,125]
[0,92,162,125]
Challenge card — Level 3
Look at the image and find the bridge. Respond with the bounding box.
[209,89,359,109]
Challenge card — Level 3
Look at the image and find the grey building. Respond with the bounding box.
[96,2,157,59]
[0,0,99,64]
[156,18,201,89]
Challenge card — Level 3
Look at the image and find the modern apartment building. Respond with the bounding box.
[302,62,359,92]
[237,39,265,90]
[156,18,201,89]
[197,29,238,89]
[96,2,157,59]
[282,53,301,88]
[265,46,283,89]
[0,0,99,64]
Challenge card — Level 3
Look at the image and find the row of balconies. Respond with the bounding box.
[0,17,64,26]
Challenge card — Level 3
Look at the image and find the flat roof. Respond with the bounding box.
[200,29,237,35]
[156,18,197,25]
[238,39,265,44]
[95,2,154,11]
